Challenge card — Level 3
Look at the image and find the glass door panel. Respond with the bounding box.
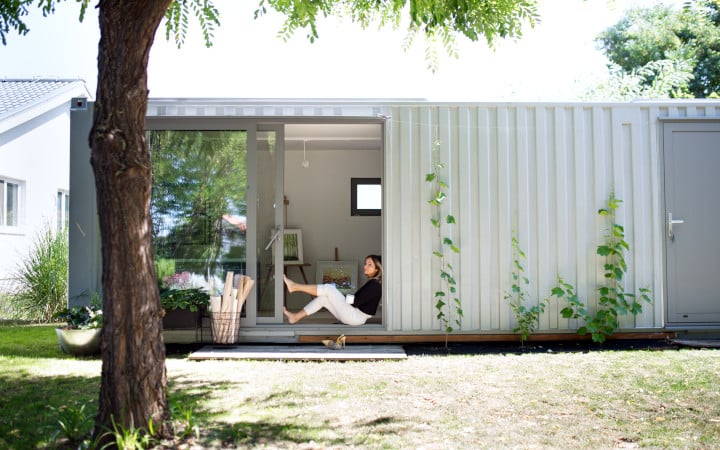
[256,126,285,323]
[148,130,249,315]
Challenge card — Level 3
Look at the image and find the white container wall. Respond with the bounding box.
[70,99,720,337]
[384,102,720,333]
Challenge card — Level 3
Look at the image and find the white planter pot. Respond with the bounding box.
[55,328,101,356]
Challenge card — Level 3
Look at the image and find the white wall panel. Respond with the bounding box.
[382,103,720,333]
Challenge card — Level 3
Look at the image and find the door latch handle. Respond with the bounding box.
[264,227,282,251]
[668,213,685,241]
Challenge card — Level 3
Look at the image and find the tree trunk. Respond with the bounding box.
[90,0,173,442]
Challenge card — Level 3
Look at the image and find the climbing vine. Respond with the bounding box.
[505,232,548,346]
[557,194,651,343]
[426,140,462,342]
[507,194,652,344]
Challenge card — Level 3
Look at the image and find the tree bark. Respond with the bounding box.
[90,0,173,442]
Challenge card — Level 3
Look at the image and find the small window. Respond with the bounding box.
[57,190,70,231]
[0,178,21,228]
[351,178,382,216]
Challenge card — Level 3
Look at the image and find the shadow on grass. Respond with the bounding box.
[168,379,402,448]
[0,371,100,449]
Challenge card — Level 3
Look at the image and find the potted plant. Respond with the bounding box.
[53,294,102,356]
[161,272,211,329]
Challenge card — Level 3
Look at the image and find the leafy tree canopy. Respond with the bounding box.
[2,0,539,57]
[597,0,720,97]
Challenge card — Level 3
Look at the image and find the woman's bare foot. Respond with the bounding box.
[283,306,305,324]
[283,275,298,293]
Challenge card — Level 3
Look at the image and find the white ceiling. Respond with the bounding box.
[284,123,382,151]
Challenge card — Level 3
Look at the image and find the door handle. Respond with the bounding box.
[264,227,282,251]
[668,213,685,241]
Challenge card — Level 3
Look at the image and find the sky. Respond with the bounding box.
[0,0,687,101]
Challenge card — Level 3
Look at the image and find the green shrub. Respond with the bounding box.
[7,225,68,322]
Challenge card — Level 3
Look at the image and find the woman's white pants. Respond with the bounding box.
[303,284,371,326]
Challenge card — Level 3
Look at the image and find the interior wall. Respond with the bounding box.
[284,147,382,292]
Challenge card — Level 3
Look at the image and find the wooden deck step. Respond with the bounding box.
[187,344,407,361]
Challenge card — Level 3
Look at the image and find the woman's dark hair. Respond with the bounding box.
[365,254,382,283]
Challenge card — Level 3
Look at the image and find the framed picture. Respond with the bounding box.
[316,260,358,294]
[282,229,303,264]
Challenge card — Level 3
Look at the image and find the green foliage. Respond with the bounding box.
[426,140,462,340]
[160,288,209,312]
[508,194,652,344]
[597,1,720,97]
[155,258,177,283]
[165,0,220,48]
[48,396,203,449]
[0,0,90,45]
[169,397,201,440]
[583,59,694,101]
[7,225,68,322]
[504,233,547,346]
[255,0,538,71]
[48,401,94,446]
[53,293,103,329]
[557,194,651,343]
[99,415,156,450]
[257,0,538,44]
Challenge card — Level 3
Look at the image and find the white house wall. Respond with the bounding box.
[384,102,720,333]
[0,104,71,286]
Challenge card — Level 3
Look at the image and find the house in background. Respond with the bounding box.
[0,79,92,290]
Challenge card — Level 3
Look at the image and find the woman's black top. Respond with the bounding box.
[353,278,382,315]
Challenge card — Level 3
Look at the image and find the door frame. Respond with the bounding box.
[661,118,720,327]
[254,123,286,324]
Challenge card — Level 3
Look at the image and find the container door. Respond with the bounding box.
[663,121,720,324]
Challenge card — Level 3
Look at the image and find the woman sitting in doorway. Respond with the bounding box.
[282,254,382,326]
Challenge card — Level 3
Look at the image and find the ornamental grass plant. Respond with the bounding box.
[6,225,68,322]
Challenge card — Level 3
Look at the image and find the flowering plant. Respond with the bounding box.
[164,271,192,290]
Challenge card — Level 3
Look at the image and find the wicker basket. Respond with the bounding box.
[210,311,241,344]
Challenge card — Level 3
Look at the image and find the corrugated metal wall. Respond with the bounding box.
[384,103,720,333]
[142,98,720,334]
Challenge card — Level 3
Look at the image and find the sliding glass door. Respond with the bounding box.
[149,129,251,319]
[255,125,285,323]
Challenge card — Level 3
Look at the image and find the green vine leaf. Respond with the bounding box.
[551,194,651,344]
[427,139,461,343]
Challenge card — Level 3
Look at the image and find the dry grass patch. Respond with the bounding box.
[166,348,720,449]
[1,326,717,449]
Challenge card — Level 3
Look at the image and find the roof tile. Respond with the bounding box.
[0,79,85,119]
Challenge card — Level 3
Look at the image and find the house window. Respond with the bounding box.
[57,190,69,231]
[0,178,21,228]
[351,178,382,216]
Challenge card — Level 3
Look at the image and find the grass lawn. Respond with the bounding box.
[1,324,719,449]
